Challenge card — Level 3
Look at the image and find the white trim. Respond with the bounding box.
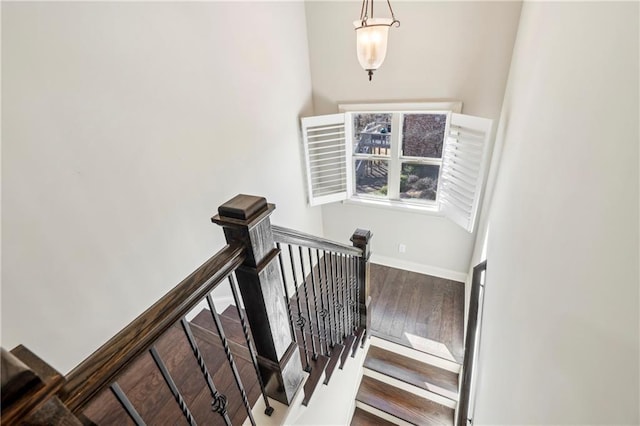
[343,197,441,215]
[371,255,468,283]
[339,101,463,113]
[370,336,461,373]
[354,401,414,426]
[363,368,457,408]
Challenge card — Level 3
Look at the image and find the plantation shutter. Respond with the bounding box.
[301,114,350,206]
[440,113,493,233]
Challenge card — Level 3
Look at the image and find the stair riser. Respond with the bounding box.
[363,368,457,409]
[370,337,461,373]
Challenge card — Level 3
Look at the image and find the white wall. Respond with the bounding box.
[1,2,320,374]
[473,2,639,423]
[304,1,522,276]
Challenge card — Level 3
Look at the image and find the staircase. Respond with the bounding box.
[352,337,460,425]
[196,294,366,411]
[8,194,455,425]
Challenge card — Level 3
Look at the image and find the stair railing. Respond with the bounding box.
[1,194,372,424]
[271,225,372,368]
[61,241,279,426]
[457,259,487,426]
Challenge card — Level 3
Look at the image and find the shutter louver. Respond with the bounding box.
[440,113,493,233]
[301,114,349,206]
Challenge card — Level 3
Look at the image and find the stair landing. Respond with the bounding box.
[369,263,465,364]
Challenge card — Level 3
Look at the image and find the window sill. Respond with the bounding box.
[342,197,443,216]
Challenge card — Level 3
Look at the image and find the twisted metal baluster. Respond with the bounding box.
[149,346,197,426]
[307,247,325,357]
[110,382,146,426]
[315,249,332,355]
[345,256,355,334]
[227,274,274,416]
[322,250,336,347]
[330,253,343,341]
[344,255,352,334]
[299,246,318,360]
[355,257,361,331]
[344,255,351,334]
[340,254,349,338]
[205,295,257,426]
[351,256,358,332]
[288,245,311,372]
[276,242,297,342]
[180,318,232,425]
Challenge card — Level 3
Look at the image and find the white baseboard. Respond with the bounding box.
[370,254,468,283]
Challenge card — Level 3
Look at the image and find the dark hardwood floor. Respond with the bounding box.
[369,263,464,363]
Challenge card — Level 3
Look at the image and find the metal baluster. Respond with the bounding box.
[351,256,358,332]
[331,253,344,343]
[322,250,336,347]
[307,247,325,357]
[276,242,297,342]
[227,274,274,416]
[288,245,311,372]
[327,252,342,344]
[315,249,332,355]
[180,318,232,425]
[340,254,349,337]
[205,295,257,426]
[299,246,318,360]
[344,255,352,334]
[110,382,146,426]
[149,346,197,426]
[355,256,361,331]
[336,254,346,340]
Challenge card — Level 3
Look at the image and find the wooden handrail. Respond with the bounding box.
[59,243,246,414]
[457,259,487,426]
[272,225,363,257]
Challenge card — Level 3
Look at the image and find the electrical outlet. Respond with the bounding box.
[398,244,406,253]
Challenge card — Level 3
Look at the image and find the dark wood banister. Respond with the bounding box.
[272,225,363,257]
[2,194,373,424]
[59,243,246,414]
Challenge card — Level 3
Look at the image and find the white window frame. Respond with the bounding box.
[340,101,462,212]
[301,101,492,233]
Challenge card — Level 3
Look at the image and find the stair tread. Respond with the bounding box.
[190,309,253,362]
[365,345,459,400]
[340,335,356,369]
[351,327,365,358]
[356,376,454,425]
[350,407,396,426]
[323,344,344,385]
[302,354,329,406]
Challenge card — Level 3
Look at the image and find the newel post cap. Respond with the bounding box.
[351,228,372,246]
[212,194,275,228]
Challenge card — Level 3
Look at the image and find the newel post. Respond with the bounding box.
[212,194,304,405]
[351,229,372,345]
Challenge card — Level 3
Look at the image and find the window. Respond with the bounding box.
[301,102,493,233]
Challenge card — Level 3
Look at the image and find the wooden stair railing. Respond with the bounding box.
[1,194,372,424]
[457,260,487,426]
[272,225,372,405]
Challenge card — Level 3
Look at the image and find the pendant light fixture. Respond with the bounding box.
[354,0,400,81]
